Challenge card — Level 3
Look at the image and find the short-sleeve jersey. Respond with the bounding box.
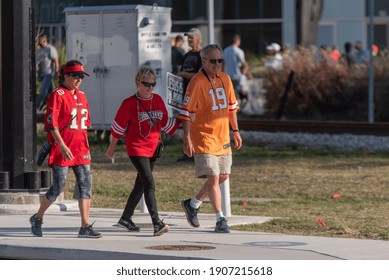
[110,93,180,157]
[44,85,91,167]
[179,69,239,155]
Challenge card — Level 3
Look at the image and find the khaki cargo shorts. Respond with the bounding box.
[193,152,232,178]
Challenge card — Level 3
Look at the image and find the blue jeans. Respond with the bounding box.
[36,74,53,109]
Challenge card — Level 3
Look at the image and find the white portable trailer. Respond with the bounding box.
[64,4,172,130]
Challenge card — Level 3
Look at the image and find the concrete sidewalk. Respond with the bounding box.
[1,204,389,260]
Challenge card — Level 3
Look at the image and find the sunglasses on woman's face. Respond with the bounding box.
[69,73,85,80]
[141,81,156,88]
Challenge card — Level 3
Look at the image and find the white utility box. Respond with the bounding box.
[64,4,172,130]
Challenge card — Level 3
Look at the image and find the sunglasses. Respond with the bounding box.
[141,81,156,88]
[69,74,85,80]
[203,58,224,64]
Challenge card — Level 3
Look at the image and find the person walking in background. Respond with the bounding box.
[176,27,203,162]
[171,35,185,75]
[354,41,369,65]
[179,44,243,233]
[340,42,355,67]
[35,34,59,111]
[223,34,248,105]
[265,43,283,70]
[372,44,379,57]
[316,44,333,64]
[238,62,253,108]
[281,43,294,67]
[106,65,181,236]
[30,60,102,239]
[329,46,341,62]
[177,28,203,94]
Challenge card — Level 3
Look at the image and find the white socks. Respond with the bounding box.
[190,198,225,222]
[190,198,202,209]
[216,212,224,221]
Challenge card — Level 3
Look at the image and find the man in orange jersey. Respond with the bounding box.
[179,44,243,233]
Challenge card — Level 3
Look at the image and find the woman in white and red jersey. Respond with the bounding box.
[106,65,180,236]
[30,60,101,239]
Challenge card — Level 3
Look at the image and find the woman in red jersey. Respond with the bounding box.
[30,60,101,239]
[106,65,180,236]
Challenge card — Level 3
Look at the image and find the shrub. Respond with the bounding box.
[263,46,389,121]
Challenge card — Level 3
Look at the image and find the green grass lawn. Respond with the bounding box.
[46,132,389,241]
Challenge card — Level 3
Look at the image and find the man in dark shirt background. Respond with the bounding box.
[171,35,185,75]
[178,28,203,96]
[176,28,203,162]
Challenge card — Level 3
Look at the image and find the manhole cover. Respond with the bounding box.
[146,245,216,251]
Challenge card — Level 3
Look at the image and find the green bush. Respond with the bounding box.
[262,46,389,121]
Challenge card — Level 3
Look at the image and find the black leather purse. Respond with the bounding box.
[36,139,52,166]
[154,140,164,158]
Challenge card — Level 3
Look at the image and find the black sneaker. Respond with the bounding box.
[215,217,230,233]
[181,199,200,227]
[153,220,169,236]
[115,218,140,232]
[29,214,43,237]
[78,222,102,238]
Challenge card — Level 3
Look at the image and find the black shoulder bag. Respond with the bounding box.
[36,113,77,166]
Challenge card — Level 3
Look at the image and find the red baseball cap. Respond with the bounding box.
[63,65,90,76]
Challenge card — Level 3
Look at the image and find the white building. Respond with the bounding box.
[37,0,389,54]
[284,0,371,51]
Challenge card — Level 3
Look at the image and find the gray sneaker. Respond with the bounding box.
[215,217,230,233]
[181,199,200,227]
[78,222,102,238]
[115,218,140,232]
[29,214,43,237]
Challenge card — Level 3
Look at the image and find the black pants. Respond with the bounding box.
[122,156,160,225]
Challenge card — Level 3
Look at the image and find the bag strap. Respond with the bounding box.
[48,110,78,145]
[136,94,157,126]
[60,114,77,132]
[136,94,163,143]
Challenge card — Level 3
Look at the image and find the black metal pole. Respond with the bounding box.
[276,71,294,120]
[368,0,375,123]
[1,0,36,189]
[0,0,3,174]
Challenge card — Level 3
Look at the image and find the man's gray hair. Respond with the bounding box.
[200,44,222,57]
